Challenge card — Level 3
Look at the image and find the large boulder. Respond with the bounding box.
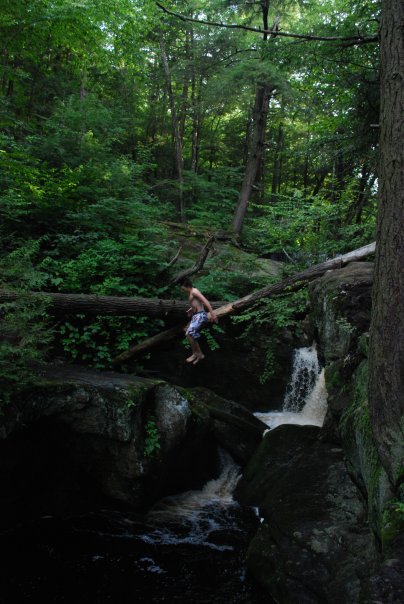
[305,259,403,600]
[0,367,205,522]
[309,261,373,365]
[0,365,265,529]
[184,386,267,464]
[236,424,377,603]
[308,262,373,441]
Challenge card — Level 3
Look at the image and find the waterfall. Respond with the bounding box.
[138,448,242,551]
[17,447,269,603]
[255,343,328,430]
[299,367,328,426]
[283,345,320,412]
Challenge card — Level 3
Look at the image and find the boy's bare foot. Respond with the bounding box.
[192,354,205,365]
[186,354,196,363]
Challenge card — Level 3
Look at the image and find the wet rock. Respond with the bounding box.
[185,387,267,465]
[154,383,192,452]
[236,424,377,603]
[307,262,374,443]
[363,533,404,603]
[309,261,373,365]
[0,366,267,530]
[235,424,321,507]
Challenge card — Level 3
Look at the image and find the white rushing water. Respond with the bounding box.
[100,346,327,555]
[138,448,242,551]
[255,344,328,430]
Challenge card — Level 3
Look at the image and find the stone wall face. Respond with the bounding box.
[0,366,267,529]
[236,261,404,602]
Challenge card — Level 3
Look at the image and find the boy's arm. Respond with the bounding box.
[192,288,218,322]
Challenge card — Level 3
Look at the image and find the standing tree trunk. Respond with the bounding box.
[232,83,274,233]
[178,30,190,143]
[231,1,275,234]
[190,75,202,173]
[368,0,404,486]
[271,101,285,201]
[159,37,185,222]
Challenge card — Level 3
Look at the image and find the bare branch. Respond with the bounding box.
[156,2,378,45]
[169,235,215,286]
[163,245,183,271]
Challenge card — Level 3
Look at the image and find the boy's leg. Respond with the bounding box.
[185,333,198,362]
[184,325,194,362]
[191,337,204,364]
[185,314,206,363]
[185,333,204,363]
[192,348,204,364]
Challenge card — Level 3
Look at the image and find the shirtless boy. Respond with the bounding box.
[179,277,218,365]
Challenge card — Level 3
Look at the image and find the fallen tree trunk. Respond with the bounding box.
[0,290,224,321]
[112,241,375,366]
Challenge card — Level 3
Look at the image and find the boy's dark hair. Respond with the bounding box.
[179,277,193,288]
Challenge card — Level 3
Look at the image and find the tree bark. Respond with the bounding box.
[231,1,274,234]
[232,84,273,233]
[168,235,215,286]
[271,119,284,199]
[190,74,202,173]
[159,36,185,222]
[0,291,218,321]
[368,0,404,486]
[113,242,376,365]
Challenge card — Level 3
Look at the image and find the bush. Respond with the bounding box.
[0,243,53,405]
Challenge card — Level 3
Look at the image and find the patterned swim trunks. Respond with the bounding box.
[186,311,208,339]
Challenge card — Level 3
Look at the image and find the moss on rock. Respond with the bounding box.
[339,360,393,539]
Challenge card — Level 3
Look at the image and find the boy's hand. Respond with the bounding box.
[208,311,218,323]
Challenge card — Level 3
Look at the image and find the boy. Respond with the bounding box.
[179,277,218,365]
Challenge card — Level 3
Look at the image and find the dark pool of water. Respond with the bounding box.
[1,504,272,604]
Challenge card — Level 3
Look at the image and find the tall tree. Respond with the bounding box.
[368,0,404,485]
[231,0,275,234]
[159,35,185,222]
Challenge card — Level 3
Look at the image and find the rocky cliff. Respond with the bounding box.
[0,366,266,531]
[235,261,404,602]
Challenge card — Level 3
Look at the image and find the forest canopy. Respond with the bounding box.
[0,0,380,383]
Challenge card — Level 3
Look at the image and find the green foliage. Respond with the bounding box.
[335,316,356,337]
[0,0,381,375]
[57,315,164,370]
[382,500,404,552]
[233,288,309,382]
[143,416,161,458]
[184,168,242,229]
[234,287,309,332]
[204,324,225,352]
[259,347,277,384]
[0,243,53,405]
[245,189,376,261]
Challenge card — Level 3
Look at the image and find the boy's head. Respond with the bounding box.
[179,277,193,291]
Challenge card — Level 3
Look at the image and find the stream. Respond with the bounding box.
[2,449,270,603]
[2,345,326,603]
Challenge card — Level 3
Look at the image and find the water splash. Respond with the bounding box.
[283,344,320,413]
[300,368,327,426]
[138,449,242,551]
[255,344,328,430]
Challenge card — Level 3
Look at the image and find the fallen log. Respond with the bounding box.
[0,290,224,321]
[112,241,376,366]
